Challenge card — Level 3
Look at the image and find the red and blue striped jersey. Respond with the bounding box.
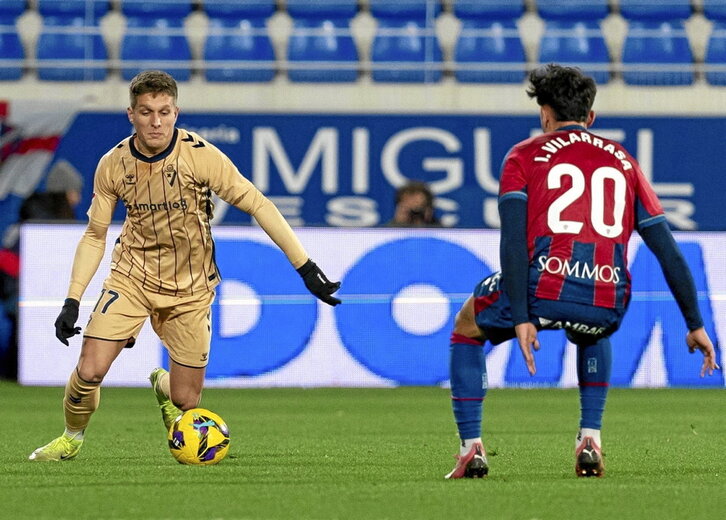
[499,126,665,309]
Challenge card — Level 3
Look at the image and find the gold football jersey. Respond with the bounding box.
[87,128,267,296]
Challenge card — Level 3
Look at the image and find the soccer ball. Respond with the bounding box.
[167,408,230,465]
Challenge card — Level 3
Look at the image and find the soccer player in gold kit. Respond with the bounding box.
[29,70,341,461]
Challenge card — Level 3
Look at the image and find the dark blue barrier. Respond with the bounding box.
[51,113,726,230]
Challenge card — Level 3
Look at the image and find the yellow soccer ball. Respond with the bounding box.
[168,408,230,465]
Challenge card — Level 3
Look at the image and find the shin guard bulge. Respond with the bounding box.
[450,334,487,440]
[577,337,612,430]
[64,369,101,432]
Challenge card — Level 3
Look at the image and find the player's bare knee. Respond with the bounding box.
[452,304,487,342]
[453,308,479,339]
[453,308,467,331]
[75,366,105,384]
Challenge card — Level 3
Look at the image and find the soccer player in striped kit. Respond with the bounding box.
[30,70,341,461]
[445,64,719,479]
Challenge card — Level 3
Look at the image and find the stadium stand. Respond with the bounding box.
[203,0,277,82]
[120,0,194,81]
[704,0,726,84]
[286,0,359,82]
[0,0,25,80]
[369,0,443,82]
[536,0,611,84]
[620,0,695,85]
[452,1,526,83]
[0,1,722,86]
[36,0,109,81]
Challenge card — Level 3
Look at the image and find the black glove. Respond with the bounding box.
[55,298,81,345]
[297,259,342,306]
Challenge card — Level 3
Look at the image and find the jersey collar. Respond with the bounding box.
[130,128,179,163]
[556,124,588,132]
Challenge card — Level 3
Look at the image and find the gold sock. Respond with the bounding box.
[64,369,101,432]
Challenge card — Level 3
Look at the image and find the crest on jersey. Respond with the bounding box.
[164,164,177,187]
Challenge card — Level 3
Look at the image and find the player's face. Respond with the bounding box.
[127,93,179,156]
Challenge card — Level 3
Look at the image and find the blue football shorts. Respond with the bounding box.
[472,271,626,346]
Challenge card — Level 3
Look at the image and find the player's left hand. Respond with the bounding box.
[686,327,720,377]
[515,322,540,376]
[296,259,342,306]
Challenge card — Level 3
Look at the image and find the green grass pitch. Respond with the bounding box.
[2,381,725,520]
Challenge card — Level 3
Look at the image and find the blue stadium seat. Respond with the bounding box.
[454,20,525,83]
[538,21,611,84]
[621,20,693,85]
[120,1,193,81]
[36,0,109,81]
[619,1,693,85]
[453,0,523,20]
[536,1,610,84]
[703,1,726,84]
[203,1,276,82]
[286,1,359,82]
[369,0,443,83]
[536,0,609,20]
[704,0,726,20]
[706,21,726,85]
[453,1,526,83]
[619,0,692,21]
[0,0,24,80]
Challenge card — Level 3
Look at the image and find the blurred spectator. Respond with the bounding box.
[0,247,18,380]
[20,192,75,220]
[20,160,83,221]
[386,181,440,227]
[0,160,83,379]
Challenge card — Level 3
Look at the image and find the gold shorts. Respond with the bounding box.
[84,272,215,368]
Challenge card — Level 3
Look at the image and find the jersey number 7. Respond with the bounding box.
[93,289,120,315]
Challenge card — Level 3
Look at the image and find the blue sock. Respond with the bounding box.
[450,333,487,440]
[577,337,612,430]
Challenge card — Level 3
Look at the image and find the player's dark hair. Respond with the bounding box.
[526,64,596,122]
[395,181,434,207]
[129,70,178,108]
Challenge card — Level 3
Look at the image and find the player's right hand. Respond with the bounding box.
[515,322,540,376]
[54,298,81,346]
[686,327,720,377]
